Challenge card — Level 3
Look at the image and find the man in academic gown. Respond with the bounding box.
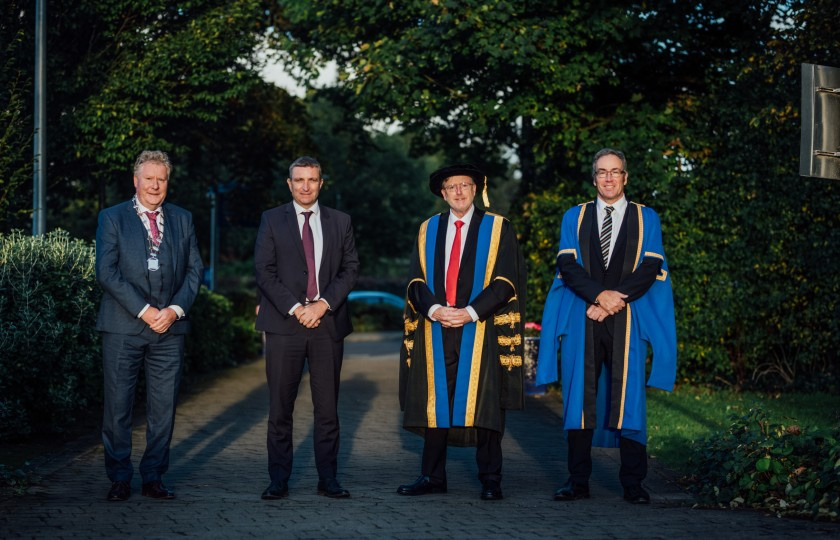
[397,163,526,501]
[537,148,677,504]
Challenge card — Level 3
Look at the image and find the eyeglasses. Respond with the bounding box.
[442,182,475,193]
[595,169,625,180]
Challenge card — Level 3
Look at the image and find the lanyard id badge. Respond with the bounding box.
[148,257,160,271]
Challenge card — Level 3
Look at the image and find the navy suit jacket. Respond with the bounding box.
[95,200,204,335]
[254,202,359,340]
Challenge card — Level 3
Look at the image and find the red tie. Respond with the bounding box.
[445,220,465,307]
[144,211,161,245]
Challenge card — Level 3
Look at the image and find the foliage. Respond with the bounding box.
[0,463,39,496]
[350,302,403,332]
[184,286,262,377]
[508,0,840,389]
[0,230,101,439]
[304,90,441,277]
[687,408,840,521]
[647,386,840,475]
[0,230,258,441]
[2,0,293,238]
[269,0,754,199]
[0,6,31,228]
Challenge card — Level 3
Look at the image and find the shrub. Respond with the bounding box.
[184,286,237,374]
[687,407,840,521]
[0,230,101,439]
[0,230,259,441]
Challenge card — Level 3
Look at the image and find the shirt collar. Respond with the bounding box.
[597,196,627,213]
[134,195,162,215]
[293,201,320,216]
[449,204,475,226]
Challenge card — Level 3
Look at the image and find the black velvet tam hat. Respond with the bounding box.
[428,163,490,206]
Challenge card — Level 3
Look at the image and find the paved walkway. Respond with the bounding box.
[2,332,838,539]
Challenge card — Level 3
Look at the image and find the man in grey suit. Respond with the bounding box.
[95,150,203,502]
[255,156,359,500]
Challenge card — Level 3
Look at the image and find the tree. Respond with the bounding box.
[1,0,283,238]
[0,6,32,229]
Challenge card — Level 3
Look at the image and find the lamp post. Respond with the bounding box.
[32,0,47,235]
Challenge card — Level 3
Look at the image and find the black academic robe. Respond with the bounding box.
[399,209,526,446]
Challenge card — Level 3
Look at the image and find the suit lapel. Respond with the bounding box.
[160,203,179,275]
[123,202,150,273]
[318,206,333,290]
[284,203,306,263]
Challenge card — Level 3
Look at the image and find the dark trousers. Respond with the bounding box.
[101,328,184,483]
[421,326,503,485]
[265,326,344,483]
[567,320,647,487]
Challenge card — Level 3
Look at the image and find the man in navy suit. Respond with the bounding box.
[255,156,359,500]
[95,150,203,501]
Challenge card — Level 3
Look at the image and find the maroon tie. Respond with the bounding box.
[445,220,465,307]
[302,211,318,301]
[144,211,161,245]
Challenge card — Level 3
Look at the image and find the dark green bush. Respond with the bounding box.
[184,286,237,374]
[350,302,403,332]
[687,407,840,521]
[0,230,101,439]
[0,230,258,441]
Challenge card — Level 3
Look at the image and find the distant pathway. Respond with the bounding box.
[1,333,837,538]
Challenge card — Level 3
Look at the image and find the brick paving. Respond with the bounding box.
[1,332,838,539]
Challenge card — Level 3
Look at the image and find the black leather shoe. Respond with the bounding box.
[396,475,447,496]
[261,480,289,500]
[107,480,130,501]
[480,480,503,501]
[141,480,175,499]
[623,485,650,504]
[553,480,590,501]
[317,477,350,498]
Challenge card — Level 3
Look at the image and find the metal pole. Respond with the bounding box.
[32,0,47,235]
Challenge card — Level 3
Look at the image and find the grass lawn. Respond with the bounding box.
[647,385,840,475]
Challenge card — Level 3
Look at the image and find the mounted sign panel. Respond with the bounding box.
[800,63,840,180]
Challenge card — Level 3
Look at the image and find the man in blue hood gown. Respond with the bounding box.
[537,148,677,504]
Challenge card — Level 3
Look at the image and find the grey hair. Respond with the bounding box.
[591,148,627,176]
[288,156,322,179]
[134,150,172,178]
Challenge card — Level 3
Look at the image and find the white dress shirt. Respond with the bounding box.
[429,205,479,322]
[596,195,627,267]
[133,197,185,320]
[288,201,329,314]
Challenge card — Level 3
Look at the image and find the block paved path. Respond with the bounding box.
[2,332,838,539]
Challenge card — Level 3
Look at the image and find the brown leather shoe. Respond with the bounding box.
[107,481,130,501]
[141,480,175,499]
[554,480,590,501]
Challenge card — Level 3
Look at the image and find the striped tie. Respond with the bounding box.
[600,206,614,266]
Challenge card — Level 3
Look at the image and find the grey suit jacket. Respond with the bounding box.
[95,200,204,335]
[254,202,359,340]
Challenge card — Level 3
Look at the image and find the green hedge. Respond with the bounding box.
[515,180,840,391]
[0,230,101,439]
[0,230,259,441]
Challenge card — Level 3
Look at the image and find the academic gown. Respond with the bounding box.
[536,201,677,447]
[399,209,526,447]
